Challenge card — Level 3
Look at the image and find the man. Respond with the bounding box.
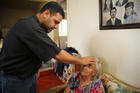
[106,7,122,25]
[0,1,96,93]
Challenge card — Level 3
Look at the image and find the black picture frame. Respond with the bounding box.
[99,0,140,30]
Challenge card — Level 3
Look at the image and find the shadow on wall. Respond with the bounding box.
[97,57,108,73]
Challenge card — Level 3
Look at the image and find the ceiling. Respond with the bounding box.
[0,0,66,11]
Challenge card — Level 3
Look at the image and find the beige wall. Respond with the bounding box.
[0,8,36,28]
[0,8,58,43]
[0,8,36,37]
[67,0,140,88]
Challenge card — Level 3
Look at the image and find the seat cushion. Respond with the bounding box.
[101,73,140,93]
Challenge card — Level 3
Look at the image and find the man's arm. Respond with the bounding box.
[55,50,96,65]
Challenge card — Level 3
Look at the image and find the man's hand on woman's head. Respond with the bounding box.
[55,50,98,65]
[80,56,97,65]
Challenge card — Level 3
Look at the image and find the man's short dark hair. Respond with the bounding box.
[110,7,117,13]
[40,1,65,19]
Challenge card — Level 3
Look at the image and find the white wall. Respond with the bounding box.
[67,0,140,88]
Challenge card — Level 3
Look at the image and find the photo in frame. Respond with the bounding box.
[99,0,140,30]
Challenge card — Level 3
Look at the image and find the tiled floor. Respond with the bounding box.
[36,69,64,92]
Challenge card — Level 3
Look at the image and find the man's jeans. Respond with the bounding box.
[1,72,36,93]
[0,71,2,93]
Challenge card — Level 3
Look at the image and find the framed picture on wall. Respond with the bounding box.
[99,0,140,30]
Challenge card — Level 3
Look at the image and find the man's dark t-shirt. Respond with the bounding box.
[0,15,61,79]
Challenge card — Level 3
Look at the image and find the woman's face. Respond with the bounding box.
[125,6,133,17]
[80,63,96,77]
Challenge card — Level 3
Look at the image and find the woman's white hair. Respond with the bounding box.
[92,58,103,80]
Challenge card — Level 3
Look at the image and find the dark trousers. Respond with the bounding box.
[1,72,36,93]
[0,71,2,93]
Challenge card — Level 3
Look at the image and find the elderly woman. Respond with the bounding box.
[64,60,105,93]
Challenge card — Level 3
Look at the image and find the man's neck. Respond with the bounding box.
[111,17,116,20]
[36,13,43,24]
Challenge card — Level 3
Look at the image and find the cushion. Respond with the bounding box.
[101,73,140,93]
